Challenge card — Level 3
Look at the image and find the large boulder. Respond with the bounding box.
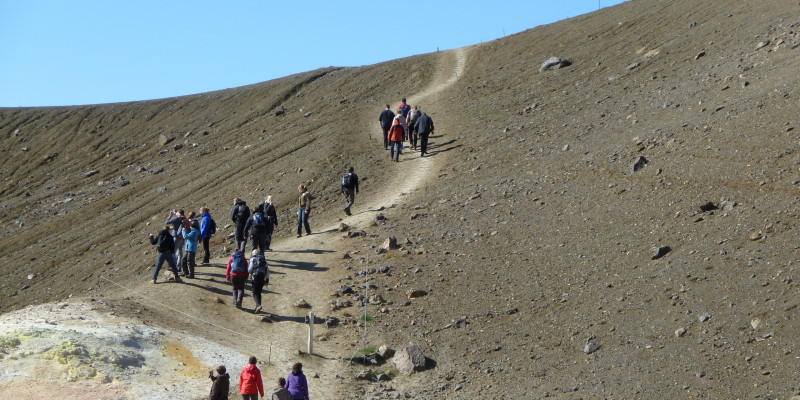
[392,343,427,374]
[539,56,571,73]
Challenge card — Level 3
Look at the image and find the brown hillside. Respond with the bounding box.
[2,0,800,398]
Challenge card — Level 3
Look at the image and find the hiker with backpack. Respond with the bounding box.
[262,196,278,251]
[248,249,269,314]
[231,198,251,252]
[296,185,312,237]
[406,105,421,151]
[199,207,216,264]
[414,111,435,157]
[388,116,405,162]
[165,209,191,270]
[148,225,183,284]
[397,98,411,120]
[226,249,249,308]
[341,167,359,216]
[378,104,395,150]
[244,208,270,254]
[181,220,200,278]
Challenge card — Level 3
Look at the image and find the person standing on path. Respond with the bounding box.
[388,116,405,162]
[261,196,278,251]
[271,377,292,400]
[231,198,251,252]
[341,167,359,216]
[165,209,189,271]
[199,207,215,264]
[226,249,249,308]
[239,356,264,400]
[244,208,269,254]
[406,105,421,151]
[181,220,200,278]
[209,365,230,400]
[248,249,269,314]
[296,185,312,237]
[285,362,309,400]
[414,111,435,157]
[148,225,183,284]
[378,104,395,150]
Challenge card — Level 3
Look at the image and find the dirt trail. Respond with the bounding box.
[89,46,468,399]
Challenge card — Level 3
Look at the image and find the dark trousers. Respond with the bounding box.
[381,126,390,149]
[231,275,247,306]
[409,128,418,149]
[251,274,266,307]
[235,226,247,252]
[343,188,355,212]
[242,394,259,400]
[153,252,180,281]
[297,207,311,235]
[250,234,267,254]
[420,133,430,155]
[202,237,210,263]
[265,225,274,250]
[180,251,196,276]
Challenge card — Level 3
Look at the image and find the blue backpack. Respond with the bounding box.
[400,103,410,117]
[230,251,246,273]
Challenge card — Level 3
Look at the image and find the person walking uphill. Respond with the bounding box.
[244,208,270,254]
[414,111,435,157]
[231,198,251,252]
[285,362,309,400]
[341,167,359,216]
[248,249,269,314]
[260,196,278,251]
[388,116,405,162]
[296,185,312,237]
[406,105,421,151]
[148,226,183,284]
[226,249,249,308]
[239,356,264,400]
[209,365,230,400]
[378,104,395,150]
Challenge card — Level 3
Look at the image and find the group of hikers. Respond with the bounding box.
[209,358,309,400]
[378,98,435,161]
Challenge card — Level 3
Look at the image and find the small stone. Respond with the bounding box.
[699,201,717,212]
[698,313,710,322]
[294,299,312,308]
[584,341,601,354]
[158,134,175,146]
[338,222,350,232]
[749,232,763,241]
[303,112,312,117]
[675,327,687,337]
[215,296,224,304]
[630,156,648,173]
[407,289,428,299]
[378,344,395,359]
[651,245,671,260]
[505,307,519,315]
[380,237,400,251]
[84,170,99,178]
[539,56,571,73]
[156,186,167,193]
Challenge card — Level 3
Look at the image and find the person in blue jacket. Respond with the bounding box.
[181,221,201,278]
[199,207,214,264]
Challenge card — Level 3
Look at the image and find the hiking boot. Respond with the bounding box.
[297,235,302,238]
[151,279,157,284]
[344,208,351,216]
[254,305,262,314]
[188,274,194,279]
[174,277,183,283]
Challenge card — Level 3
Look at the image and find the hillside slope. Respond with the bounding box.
[3,0,800,398]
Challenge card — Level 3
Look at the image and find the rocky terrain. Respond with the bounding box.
[3,0,800,398]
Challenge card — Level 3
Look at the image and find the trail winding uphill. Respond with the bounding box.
[0,46,468,400]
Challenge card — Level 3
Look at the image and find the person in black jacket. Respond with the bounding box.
[258,196,278,251]
[378,104,395,150]
[414,111,435,157]
[209,365,230,400]
[244,209,269,254]
[230,198,250,252]
[148,226,183,284]
[341,167,359,216]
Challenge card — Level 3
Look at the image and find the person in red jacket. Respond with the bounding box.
[388,116,405,162]
[226,250,249,308]
[239,356,264,400]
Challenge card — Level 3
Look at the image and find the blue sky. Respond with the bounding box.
[0,1,626,107]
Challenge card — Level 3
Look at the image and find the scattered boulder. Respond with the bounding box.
[156,187,167,193]
[407,289,428,299]
[699,201,718,212]
[378,344,395,359]
[84,170,99,178]
[539,56,571,73]
[720,200,737,211]
[275,107,285,116]
[158,134,175,146]
[294,299,311,309]
[392,343,427,374]
[584,340,601,354]
[380,237,400,251]
[630,156,648,173]
[675,327,687,337]
[303,112,312,118]
[355,369,375,381]
[338,222,350,232]
[651,245,671,260]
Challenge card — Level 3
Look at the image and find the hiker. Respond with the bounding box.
[199,207,216,264]
[285,362,309,400]
[296,185,312,237]
[239,356,264,400]
[226,249,249,308]
[165,209,190,270]
[261,196,278,251]
[248,249,269,314]
[378,104,395,150]
[406,105,421,151]
[209,365,230,400]
[244,208,269,254]
[341,167,359,216]
[148,225,183,284]
[414,111,435,157]
[388,116,405,162]
[181,220,200,278]
[271,377,292,400]
[187,210,198,225]
[231,198,251,252]
[397,97,411,119]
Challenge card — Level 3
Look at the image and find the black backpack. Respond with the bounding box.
[236,204,250,223]
[342,173,355,189]
[251,254,268,281]
[209,217,217,234]
[156,232,174,252]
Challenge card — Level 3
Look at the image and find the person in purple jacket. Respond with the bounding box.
[285,362,309,400]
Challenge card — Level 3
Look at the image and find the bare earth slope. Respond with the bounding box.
[3,0,800,398]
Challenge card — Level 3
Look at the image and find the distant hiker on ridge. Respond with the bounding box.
[296,185,312,237]
[148,225,183,284]
[378,104,395,150]
[414,110,435,157]
[341,166,359,216]
[231,198,251,253]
